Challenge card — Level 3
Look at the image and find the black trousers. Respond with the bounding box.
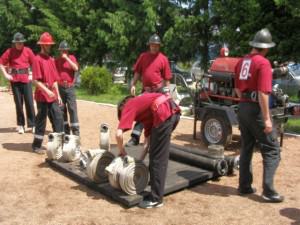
[237,102,281,195]
[32,101,64,149]
[58,86,80,135]
[11,82,35,127]
[149,113,180,202]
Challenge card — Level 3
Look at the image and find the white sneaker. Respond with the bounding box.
[17,126,25,134]
[138,200,163,209]
[29,127,35,134]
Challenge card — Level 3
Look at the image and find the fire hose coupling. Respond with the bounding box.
[62,135,81,162]
[86,149,115,183]
[47,132,64,160]
[216,159,229,176]
[99,123,110,151]
[106,156,149,195]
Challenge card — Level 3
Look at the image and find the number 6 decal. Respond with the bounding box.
[239,59,252,80]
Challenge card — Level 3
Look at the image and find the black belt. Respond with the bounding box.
[11,68,29,75]
[241,91,258,101]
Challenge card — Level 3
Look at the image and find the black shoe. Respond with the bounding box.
[138,200,163,209]
[125,138,139,147]
[262,192,284,203]
[238,187,257,195]
[32,146,45,155]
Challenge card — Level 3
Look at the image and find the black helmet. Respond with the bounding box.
[148,34,161,45]
[12,32,26,43]
[58,40,70,50]
[249,28,275,49]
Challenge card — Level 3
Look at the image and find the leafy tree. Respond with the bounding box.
[0,0,31,53]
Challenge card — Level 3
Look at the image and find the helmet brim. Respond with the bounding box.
[37,41,55,45]
[249,41,276,49]
[147,42,162,46]
[12,40,26,43]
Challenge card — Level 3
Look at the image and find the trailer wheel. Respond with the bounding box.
[201,114,232,147]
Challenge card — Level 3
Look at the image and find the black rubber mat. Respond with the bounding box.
[46,145,215,207]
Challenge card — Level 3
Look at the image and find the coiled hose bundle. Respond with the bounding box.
[62,135,81,162]
[106,156,149,195]
[47,132,64,160]
[86,149,115,183]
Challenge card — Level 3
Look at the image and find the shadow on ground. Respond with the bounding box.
[1,142,32,152]
[280,208,300,225]
[0,127,16,134]
[189,182,265,203]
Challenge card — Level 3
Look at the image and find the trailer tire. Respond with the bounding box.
[201,114,232,147]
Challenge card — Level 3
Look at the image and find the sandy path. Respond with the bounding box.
[0,92,299,225]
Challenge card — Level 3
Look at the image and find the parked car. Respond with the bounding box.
[112,67,127,84]
[273,63,300,100]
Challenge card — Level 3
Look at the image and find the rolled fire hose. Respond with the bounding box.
[106,156,149,195]
[224,155,240,175]
[80,149,105,169]
[47,132,64,160]
[99,123,110,151]
[62,135,81,162]
[169,147,228,176]
[86,149,115,183]
[106,157,123,190]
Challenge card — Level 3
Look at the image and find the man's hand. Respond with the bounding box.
[116,129,128,157]
[47,89,55,98]
[62,53,68,60]
[264,118,273,134]
[28,75,32,81]
[119,149,127,157]
[130,85,136,96]
[5,74,13,81]
[57,96,63,105]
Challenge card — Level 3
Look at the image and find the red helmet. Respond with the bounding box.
[220,47,229,57]
[37,32,55,45]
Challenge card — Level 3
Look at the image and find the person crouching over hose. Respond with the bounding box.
[31,32,64,154]
[116,91,181,209]
[55,40,80,136]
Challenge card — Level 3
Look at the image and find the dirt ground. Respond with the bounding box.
[0,91,300,225]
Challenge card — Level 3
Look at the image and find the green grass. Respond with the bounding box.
[75,85,129,105]
[285,117,300,134]
[0,74,8,86]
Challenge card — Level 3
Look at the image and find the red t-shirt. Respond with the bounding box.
[55,55,78,85]
[32,53,60,103]
[0,46,35,83]
[235,53,272,94]
[133,52,172,87]
[118,93,177,137]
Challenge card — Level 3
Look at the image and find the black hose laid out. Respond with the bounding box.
[169,147,228,176]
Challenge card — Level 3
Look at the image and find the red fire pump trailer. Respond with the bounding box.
[193,56,300,147]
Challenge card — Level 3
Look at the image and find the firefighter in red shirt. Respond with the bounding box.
[31,32,64,154]
[116,92,180,208]
[0,32,35,134]
[55,41,80,136]
[234,28,283,202]
[126,34,172,146]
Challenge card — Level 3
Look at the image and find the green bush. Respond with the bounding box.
[81,66,113,95]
